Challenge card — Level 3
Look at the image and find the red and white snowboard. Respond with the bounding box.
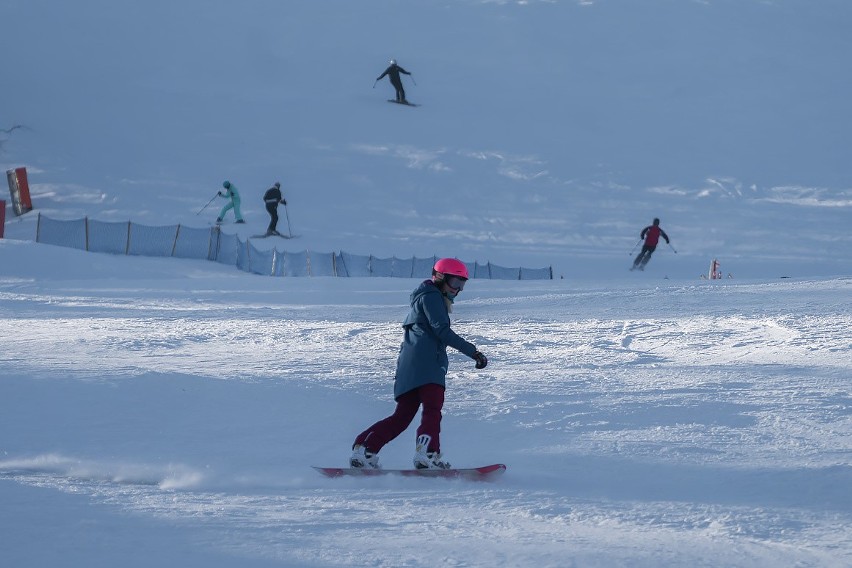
[312,463,505,480]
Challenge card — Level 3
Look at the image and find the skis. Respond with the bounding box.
[250,233,298,239]
[312,463,505,480]
[387,99,419,107]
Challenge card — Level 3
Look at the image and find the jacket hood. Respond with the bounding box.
[410,279,439,304]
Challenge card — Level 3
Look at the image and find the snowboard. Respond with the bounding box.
[387,99,419,107]
[312,463,505,480]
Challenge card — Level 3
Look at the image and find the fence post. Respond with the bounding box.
[208,225,221,261]
[171,225,181,257]
[338,251,348,277]
[0,200,5,238]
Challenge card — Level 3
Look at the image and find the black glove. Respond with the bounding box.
[473,351,488,369]
[217,192,223,197]
[281,199,287,205]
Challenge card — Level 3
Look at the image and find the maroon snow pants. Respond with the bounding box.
[353,383,445,453]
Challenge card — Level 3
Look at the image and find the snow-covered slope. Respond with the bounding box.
[2,1,851,566]
[2,240,851,566]
[2,0,851,278]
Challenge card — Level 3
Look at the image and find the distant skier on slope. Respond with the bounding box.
[376,59,412,104]
[216,181,245,224]
[349,258,488,471]
[631,217,670,271]
[262,181,287,236]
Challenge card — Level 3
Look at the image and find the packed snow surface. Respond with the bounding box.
[2,0,852,565]
[2,242,851,566]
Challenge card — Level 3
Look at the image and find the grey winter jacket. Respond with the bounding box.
[393,280,478,399]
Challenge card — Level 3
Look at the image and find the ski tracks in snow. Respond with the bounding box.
[2,277,851,566]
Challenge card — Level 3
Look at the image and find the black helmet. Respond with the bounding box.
[653,218,660,226]
[223,180,231,189]
[274,182,281,189]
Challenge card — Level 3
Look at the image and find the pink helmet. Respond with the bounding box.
[433,258,469,279]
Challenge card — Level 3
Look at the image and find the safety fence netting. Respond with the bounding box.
[34,215,553,279]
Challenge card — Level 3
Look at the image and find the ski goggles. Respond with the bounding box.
[444,275,467,292]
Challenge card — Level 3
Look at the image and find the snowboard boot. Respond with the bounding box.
[235,219,246,224]
[413,434,451,470]
[350,444,380,469]
[215,217,223,224]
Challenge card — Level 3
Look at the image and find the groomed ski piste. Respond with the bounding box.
[1,241,850,567]
[3,0,852,566]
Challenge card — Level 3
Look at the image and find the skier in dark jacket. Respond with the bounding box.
[350,258,488,470]
[262,182,287,236]
[377,59,412,103]
[632,217,670,271]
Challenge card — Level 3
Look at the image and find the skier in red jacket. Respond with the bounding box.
[631,218,670,271]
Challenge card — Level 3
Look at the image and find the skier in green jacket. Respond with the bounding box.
[216,180,245,224]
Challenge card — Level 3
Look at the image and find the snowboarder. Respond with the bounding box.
[262,182,287,236]
[376,59,412,103]
[631,218,670,271]
[216,181,245,224]
[350,258,488,470]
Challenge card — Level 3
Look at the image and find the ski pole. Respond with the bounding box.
[410,75,417,86]
[628,239,642,255]
[196,192,219,215]
[668,242,678,254]
[283,202,293,237]
[373,79,378,88]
